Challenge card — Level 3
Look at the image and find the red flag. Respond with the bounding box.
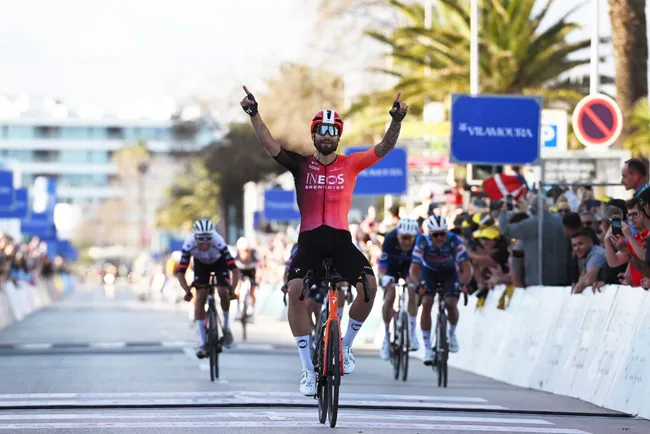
[482,173,527,201]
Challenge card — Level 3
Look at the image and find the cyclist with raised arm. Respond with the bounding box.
[409,215,471,365]
[240,85,408,396]
[378,217,420,360]
[174,218,240,357]
[234,236,260,320]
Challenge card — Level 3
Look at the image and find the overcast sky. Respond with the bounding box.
[0,0,633,121]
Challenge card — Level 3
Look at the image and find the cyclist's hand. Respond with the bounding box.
[389,92,409,122]
[240,85,258,117]
[415,282,427,296]
[280,284,288,294]
[381,275,394,288]
[183,291,193,302]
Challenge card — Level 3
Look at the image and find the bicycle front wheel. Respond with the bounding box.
[316,327,328,425]
[327,320,341,428]
[241,300,248,341]
[208,310,219,381]
[436,317,446,388]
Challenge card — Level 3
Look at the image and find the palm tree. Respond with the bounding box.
[346,0,609,142]
[609,0,648,147]
[625,97,650,156]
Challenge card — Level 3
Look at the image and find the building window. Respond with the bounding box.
[35,126,61,138]
[32,150,59,162]
[106,127,124,139]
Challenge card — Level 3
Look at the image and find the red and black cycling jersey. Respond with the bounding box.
[273,148,380,233]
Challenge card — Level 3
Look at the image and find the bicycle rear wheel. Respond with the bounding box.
[208,310,219,381]
[400,312,409,382]
[436,317,446,388]
[327,320,341,428]
[392,315,400,380]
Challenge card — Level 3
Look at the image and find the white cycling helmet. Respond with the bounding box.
[426,215,448,233]
[396,218,419,236]
[236,237,251,250]
[193,218,214,235]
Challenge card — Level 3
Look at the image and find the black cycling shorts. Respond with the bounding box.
[239,268,256,282]
[193,256,232,286]
[287,226,374,286]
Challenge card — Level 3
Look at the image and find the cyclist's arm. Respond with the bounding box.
[409,262,421,287]
[249,113,282,157]
[174,251,192,293]
[458,260,473,286]
[374,119,402,158]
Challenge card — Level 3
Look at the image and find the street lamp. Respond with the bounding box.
[137,161,150,250]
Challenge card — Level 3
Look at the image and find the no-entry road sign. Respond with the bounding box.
[572,94,623,149]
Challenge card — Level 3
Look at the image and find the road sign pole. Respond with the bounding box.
[538,162,545,287]
[470,0,479,95]
[590,0,599,95]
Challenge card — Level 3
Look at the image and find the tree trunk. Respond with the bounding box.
[609,0,648,147]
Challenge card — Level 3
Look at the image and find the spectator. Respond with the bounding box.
[507,212,529,288]
[603,198,648,286]
[467,226,510,290]
[562,212,600,245]
[621,158,649,198]
[497,195,570,286]
[564,183,581,211]
[570,231,606,294]
[599,205,628,284]
[580,211,599,234]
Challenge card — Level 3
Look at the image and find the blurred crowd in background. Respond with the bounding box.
[129,158,650,307]
[0,233,71,287]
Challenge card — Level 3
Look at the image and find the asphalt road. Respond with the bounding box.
[0,283,649,433]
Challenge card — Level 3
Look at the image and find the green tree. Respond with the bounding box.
[203,122,284,236]
[609,0,648,146]
[112,140,151,181]
[156,160,221,232]
[346,0,609,142]
[625,97,650,156]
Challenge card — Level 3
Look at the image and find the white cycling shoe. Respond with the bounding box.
[380,341,390,361]
[449,334,459,353]
[343,345,355,374]
[409,335,420,352]
[300,370,316,396]
[423,347,434,366]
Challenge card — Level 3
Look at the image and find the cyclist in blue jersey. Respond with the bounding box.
[378,218,420,360]
[409,215,472,365]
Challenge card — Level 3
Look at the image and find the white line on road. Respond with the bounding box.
[18,343,53,350]
[0,398,506,410]
[89,343,127,349]
[0,411,553,424]
[0,421,591,432]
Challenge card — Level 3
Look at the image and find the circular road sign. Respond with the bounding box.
[572,93,623,149]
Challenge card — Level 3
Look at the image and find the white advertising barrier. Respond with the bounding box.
[0,290,14,329]
[606,289,650,416]
[27,281,52,309]
[556,285,619,399]
[583,286,646,406]
[3,280,27,322]
[17,281,36,314]
[529,288,589,392]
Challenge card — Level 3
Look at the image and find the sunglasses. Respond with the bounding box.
[314,124,340,136]
[628,211,640,218]
[429,232,447,239]
[399,235,415,243]
[195,235,212,242]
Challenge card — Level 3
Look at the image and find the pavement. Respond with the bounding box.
[0,282,649,433]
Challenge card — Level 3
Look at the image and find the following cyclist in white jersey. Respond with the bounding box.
[240,84,408,396]
[174,218,240,357]
[377,218,420,360]
[409,215,471,365]
[234,236,260,320]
